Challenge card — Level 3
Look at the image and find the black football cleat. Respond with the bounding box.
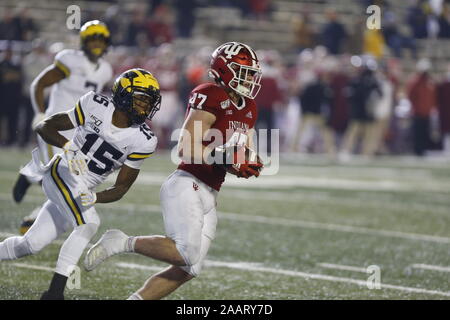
[12,174,31,203]
[40,291,64,300]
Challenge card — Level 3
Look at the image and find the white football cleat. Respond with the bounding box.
[84,229,130,271]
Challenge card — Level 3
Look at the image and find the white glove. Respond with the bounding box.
[79,190,97,206]
[32,112,46,130]
[63,141,88,175]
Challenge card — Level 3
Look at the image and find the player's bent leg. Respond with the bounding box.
[84,229,133,271]
[19,205,42,235]
[134,235,186,266]
[56,222,99,277]
[0,200,69,260]
[159,171,205,266]
[42,223,99,300]
[43,208,100,300]
[132,265,194,300]
[0,236,33,260]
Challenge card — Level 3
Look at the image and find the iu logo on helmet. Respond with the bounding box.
[193,182,199,191]
[223,43,243,59]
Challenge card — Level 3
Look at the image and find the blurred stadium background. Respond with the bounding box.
[0,0,449,300]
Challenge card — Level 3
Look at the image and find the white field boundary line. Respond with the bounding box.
[116,260,450,298]
[317,263,367,273]
[411,264,450,273]
[1,194,450,245]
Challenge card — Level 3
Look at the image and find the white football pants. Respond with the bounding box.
[160,169,218,276]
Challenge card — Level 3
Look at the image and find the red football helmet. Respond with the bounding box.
[209,42,262,99]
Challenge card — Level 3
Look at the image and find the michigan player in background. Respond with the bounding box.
[13,20,113,234]
[84,42,264,300]
[0,68,161,300]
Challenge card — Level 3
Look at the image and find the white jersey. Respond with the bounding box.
[67,91,157,188]
[47,49,113,116]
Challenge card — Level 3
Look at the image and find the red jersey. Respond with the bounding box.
[178,83,258,191]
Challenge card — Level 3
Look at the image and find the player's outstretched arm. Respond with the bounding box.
[95,165,140,204]
[34,112,74,148]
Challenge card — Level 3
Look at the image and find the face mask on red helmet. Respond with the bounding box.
[208,42,262,99]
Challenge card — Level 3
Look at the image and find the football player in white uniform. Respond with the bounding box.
[0,68,161,300]
[13,20,113,234]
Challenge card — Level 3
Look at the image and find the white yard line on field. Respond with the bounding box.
[317,263,368,273]
[116,260,450,298]
[4,260,450,298]
[10,262,54,272]
[1,193,449,244]
[115,262,169,272]
[219,189,450,215]
[3,169,450,193]
[411,264,450,273]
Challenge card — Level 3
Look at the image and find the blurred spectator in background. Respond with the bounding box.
[255,50,285,154]
[20,39,51,147]
[0,46,22,146]
[13,7,38,42]
[103,5,124,46]
[291,67,336,156]
[291,13,315,53]
[174,0,197,38]
[125,9,147,47]
[406,58,436,156]
[144,43,181,149]
[247,0,274,20]
[340,57,382,158]
[363,28,385,59]
[179,46,211,104]
[347,17,365,55]
[147,4,175,46]
[328,55,351,139]
[436,64,450,154]
[320,9,347,55]
[383,11,417,58]
[438,2,450,38]
[407,0,429,39]
[0,9,21,40]
[364,64,394,156]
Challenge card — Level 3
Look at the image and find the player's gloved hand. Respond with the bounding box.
[32,112,46,130]
[213,145,264,179]
[63,141,88,175]
[79,189,97,206]
[233,161,263,179]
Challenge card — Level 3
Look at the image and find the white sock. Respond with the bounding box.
[55,223,98,277]
[127,292,143,300]
[126,236,137,253]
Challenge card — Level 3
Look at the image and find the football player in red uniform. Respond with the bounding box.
[84,42,264,300]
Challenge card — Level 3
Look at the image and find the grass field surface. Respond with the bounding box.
[0,147,449,300]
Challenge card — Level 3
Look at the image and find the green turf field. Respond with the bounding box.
[0,147,449,300]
